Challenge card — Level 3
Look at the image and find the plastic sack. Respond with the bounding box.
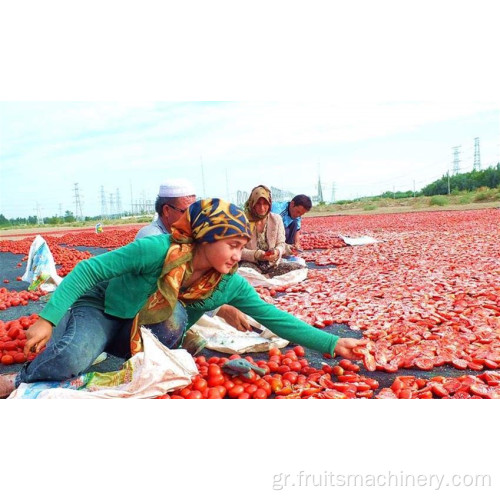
[237,265,308,288]
[187,314,289,354]
[339,234,379,246]
[21,235,62,292]
[9,327,198,399]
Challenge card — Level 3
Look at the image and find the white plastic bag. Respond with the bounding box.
[188,314,289,354]
[21,235,62,291]
[237,266,308,288]
[339,234,379,246]
[9,328,198,399]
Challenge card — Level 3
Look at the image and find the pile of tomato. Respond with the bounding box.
[1,209,499,399]
[0,287,47,311]
[266,209,500,373]
[158,346,380,399]
[377,371,500,399]
[0,314,39,365]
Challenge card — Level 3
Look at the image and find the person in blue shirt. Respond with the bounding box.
[271,194,312,251]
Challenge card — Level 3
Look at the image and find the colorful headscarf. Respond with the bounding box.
[244,185,272,224]
[130,199,251,354]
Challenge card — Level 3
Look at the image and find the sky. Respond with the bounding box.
[1,101,498,219]
[1,2,499,219]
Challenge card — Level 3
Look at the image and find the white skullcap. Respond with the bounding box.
[158,178,196,198]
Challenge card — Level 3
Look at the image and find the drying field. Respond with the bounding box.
[1,208,499,398]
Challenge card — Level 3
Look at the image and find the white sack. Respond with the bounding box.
[188,314,289,354]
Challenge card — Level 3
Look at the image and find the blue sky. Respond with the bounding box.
[0,102,498,218]
[1,2,498,219]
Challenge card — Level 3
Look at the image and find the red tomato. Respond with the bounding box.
[253,388,267,399]
[1,354,14,365]
[293,345,305,357]
[207,388,223,399]
[192,377,208,392]
[228,385,245,398]
[216,385,227,398]
[270,378,283,392]
[282,371,298,384]
[207,374,225,387]
[186,390,203,399]
[179,387,191,398]
[208,363,222,377]
[268,347,281,357]
[13,352,26,364]
[245,384,258,396]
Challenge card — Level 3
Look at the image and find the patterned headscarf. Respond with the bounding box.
[244,185,272,224]
[130,199,251,354]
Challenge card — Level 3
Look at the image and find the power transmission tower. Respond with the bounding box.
[473,137,481,170]
[73,183,84,221]
[452,146,461,175]
[109,193,115,218]
[34,202,44,224]
[116,188,122,216]
[100,186,107,218]
[317,175,324,203]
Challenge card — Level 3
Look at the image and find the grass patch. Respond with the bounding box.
[429,196,448,207]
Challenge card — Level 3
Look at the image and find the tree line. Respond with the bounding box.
[420,163,500,196]
[1,163,499,226]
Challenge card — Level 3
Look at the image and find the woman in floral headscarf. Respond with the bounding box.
[1,199,367,397]
[240,185,305,278]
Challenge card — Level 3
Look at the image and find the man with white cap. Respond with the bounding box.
[135,179,253,333]
[135,178,197,238]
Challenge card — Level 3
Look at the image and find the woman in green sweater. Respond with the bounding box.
[1,199,366,396]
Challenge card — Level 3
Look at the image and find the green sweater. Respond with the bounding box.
[41,234,339,355]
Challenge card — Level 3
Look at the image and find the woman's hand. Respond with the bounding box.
[261,249,279,263]
[24,318,54,356]
[216,305,252,331]
[333,338,368,360]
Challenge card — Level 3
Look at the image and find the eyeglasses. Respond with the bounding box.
[165,204,187,214]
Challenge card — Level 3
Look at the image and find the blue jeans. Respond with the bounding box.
[16,303,187,386]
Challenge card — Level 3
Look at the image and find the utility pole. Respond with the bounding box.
[413,180,416,198]
[473,137,481,170]
[331,182,336,203]
[447,170,451,195]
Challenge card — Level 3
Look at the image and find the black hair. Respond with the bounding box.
[291,194,312,211]
[155,196,178,215]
